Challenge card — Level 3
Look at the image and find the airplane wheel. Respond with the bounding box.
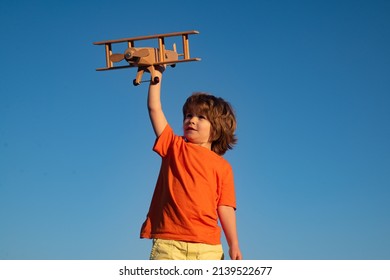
[153,76,160,84]
[133,79,140,86]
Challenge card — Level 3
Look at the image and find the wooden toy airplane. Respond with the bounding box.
[93,30,200,86]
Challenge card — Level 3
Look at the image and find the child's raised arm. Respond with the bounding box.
[147,67,168,137]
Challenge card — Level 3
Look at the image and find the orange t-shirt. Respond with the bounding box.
[140,124,236,245]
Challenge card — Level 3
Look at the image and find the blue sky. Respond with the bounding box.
[1,0,389,260]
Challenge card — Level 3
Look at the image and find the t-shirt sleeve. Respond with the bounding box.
[152,124,175,157]
[217,163,237,209]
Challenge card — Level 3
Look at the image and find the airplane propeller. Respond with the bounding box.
[110,48,150,63]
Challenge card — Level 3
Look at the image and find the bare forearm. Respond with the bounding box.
[218,205,242,260]
[147,70,167,137]
[147,71,162,111]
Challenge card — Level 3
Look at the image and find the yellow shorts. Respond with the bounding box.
[149,239,224,260]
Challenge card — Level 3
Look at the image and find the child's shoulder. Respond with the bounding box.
[199,146,232,169]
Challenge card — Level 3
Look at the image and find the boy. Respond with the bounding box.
[140,67,242,260]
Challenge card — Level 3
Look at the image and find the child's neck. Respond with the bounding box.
[185,138,212,150]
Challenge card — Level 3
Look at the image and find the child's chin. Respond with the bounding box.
[184,136,196,144]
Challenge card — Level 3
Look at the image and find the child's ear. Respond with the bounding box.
[209,127,220,142]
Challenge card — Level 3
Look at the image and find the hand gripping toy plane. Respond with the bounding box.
[93,30,200,86]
